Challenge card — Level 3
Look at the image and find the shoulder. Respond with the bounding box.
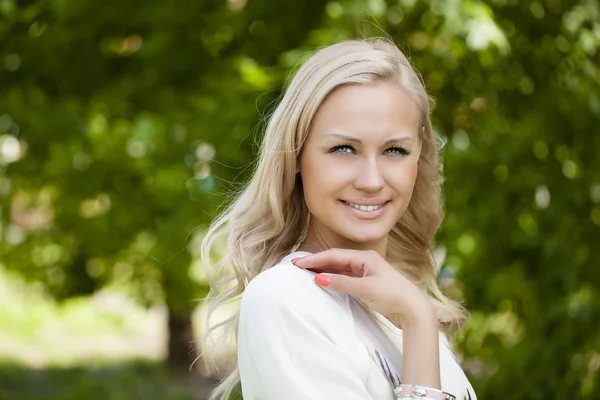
[238,251,361,367]
[240,251,350,320]
[243,252,315,298]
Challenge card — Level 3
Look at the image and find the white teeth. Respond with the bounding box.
[344,201,385,212]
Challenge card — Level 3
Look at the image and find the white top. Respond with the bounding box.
[238,251,477,400]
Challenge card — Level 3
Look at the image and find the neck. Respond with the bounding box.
[303,224,388,258]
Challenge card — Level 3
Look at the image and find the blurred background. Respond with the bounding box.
[1,0,599,399]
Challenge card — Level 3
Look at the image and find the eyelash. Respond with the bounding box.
[329,144,410,156]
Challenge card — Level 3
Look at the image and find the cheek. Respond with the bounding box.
[409,162,418,180]
[301,153,347,187]
[299,155,327,201]
[390,160,419,191]
[299,155,349,215]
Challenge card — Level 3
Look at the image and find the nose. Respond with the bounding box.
[354,157,385,193]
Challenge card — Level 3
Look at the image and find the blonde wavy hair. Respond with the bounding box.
[201,38,468,400]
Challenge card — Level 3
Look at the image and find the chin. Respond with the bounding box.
[335,227,390,245]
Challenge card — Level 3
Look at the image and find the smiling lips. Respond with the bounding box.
[342,200,389,212]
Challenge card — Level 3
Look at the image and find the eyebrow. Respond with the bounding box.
[324,133,413,145]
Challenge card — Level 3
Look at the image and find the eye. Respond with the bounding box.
[385,146,410,156]
[329,144,356,155]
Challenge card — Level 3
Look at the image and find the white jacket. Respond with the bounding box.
[238,251,477,400]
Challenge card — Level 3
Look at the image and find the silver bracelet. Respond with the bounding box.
[393,384,456,400]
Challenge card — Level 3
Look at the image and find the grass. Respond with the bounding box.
[0,266,217,399]
[0,359,199,400]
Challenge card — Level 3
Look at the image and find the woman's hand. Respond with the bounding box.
[292,248,437,329]
[293,248,442,388]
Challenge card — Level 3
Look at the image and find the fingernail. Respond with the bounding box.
[315,274,330,287]
[291,257,302,265]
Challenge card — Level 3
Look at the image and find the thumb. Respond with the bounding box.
[315,273,366,297]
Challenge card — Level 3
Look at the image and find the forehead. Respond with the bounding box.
[310,81,421,141]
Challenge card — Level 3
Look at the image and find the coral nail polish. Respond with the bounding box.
[315,274,330,287]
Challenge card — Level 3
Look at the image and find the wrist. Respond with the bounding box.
[390,301,438,330]
[394,385,455,400]
[399,306,441,388]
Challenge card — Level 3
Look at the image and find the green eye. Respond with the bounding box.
[330,145,355,154]
[385,147,410,156]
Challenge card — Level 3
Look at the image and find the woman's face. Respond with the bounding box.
[298,80,422,252]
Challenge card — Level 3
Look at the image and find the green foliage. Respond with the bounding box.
[0,0,327,308]
[0,359,198,400]
[1,0,599,399]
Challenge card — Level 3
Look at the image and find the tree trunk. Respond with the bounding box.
[166,307,197,372]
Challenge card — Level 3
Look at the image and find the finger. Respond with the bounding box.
[293,248,368,276]
[314,273,367,297]
[307,268,355,277]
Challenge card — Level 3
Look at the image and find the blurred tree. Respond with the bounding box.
[0,0,327,370]
[1,0,599,398]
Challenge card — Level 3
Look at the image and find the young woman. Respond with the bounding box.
[201,38,477,400]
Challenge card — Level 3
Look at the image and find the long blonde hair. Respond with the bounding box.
[200,38,468,399]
